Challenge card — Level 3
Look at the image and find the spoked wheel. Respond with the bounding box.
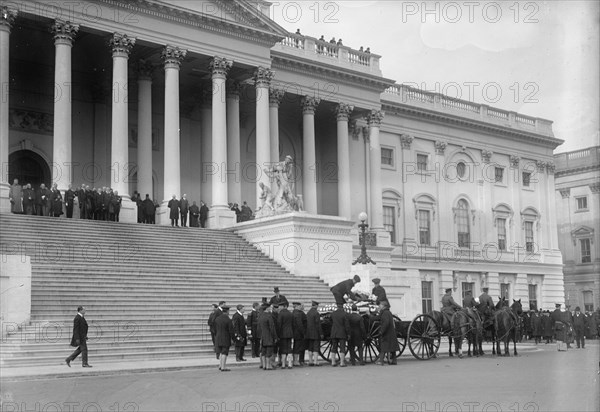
[362,317,381,363]
[408,314,441,360]
[393,315,407,357]
[319,339,333,362]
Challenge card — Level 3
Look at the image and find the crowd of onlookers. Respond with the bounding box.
[519,306,599,347]
[9,179,123,221]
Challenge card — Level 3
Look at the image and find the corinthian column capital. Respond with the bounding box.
[50,19,79,45]
[269,88,285,107]
[161,45,187,69]
[334,102,354,121]
[226,80,241,99]
[253,66,274,88]
[1,6,18,32]
[209,56,233,78]
[366,109,384,126]
[400,133,413,149]
[136,59,155,80]
[301,96,320,115]
[109,32,136,56]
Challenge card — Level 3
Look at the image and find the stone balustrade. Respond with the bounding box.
[274,33,381,75]
[383,84,555,137]
[554,146,600,171]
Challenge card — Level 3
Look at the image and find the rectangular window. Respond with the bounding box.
[522,172,531,187]
[461,282,474,300]
[583,291,594,312]
[525,221,534,252]
[383,206,395,244]
[417,154,428,172]
[581,238,591,263]
[528,284,538,311]
[576,196,588,210]
[497,218,506,251]
[418,210,431,246]
[421,281,433,314]
[495,167,504,183]
[381,148,393,166]
[500,283,510,300]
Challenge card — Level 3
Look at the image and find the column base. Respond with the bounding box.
[207,207,236,229]
[117,198,137,224]
[156,201,173,226]
[0,182,10,214]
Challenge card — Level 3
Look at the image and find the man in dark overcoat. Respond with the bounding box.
[531,309,543,344]
[330,304,350,367]
[214,306,234,371]
[9,178,23,214]
[179,194,189,227]
[207,303,221,359]
[232,304,247,362]
[347,304,366,365]
[22,183,35,215]
[270,286,289,307]
[257,304,278,370]
[292,302,306,366]
[378,301,399,365]
[330,275,360,306]
[36,183,51,216]
[189,201,200,228]
[51,183,63,217]
[246,302,260,358]
[199,201,209,228]
[277,302,294,368]
[305,300,322,366]
[65,306,91,367]
[462,290,476,308]
[167,195,180,227]
[372,278,388,305]
[111,190,122,222]
[64,184,76,218]
[573,306,587,349]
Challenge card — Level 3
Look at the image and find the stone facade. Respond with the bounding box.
[0,1,565,318]
[554,146,600,312]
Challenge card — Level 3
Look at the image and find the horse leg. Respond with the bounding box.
[514,333,518,356]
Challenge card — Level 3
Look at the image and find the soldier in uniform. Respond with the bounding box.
[330,304,350,367]
[277,302,294,368]
[330,275,361,306]
[305,300,322,366]
[372,278,388,305]
[246,302,261,358]
[214,306,234,371]
[462,290,476,308]
[257,303,278,370]
[291,302,306,366]
[232,304,247,362]
[347,304,366,365]
[441,288,461,324]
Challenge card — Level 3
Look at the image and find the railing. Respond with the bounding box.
[382,84,554,136]
[554,146,600,171]
[276,32,379,72]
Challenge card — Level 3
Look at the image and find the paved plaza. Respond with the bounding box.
[1,342,598,412]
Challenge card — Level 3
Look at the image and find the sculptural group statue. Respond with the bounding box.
[255,155,304,218]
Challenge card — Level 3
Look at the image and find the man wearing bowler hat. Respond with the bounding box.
[573,306,587,349]
[331,275,361,306]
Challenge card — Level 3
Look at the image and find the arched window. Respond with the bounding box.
[455,199,470,247]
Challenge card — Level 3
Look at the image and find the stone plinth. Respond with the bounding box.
[232,212,355,277]
[1,254,32,339]
[207,208,236,229]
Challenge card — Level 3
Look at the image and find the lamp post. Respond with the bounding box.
[352,212,376,265]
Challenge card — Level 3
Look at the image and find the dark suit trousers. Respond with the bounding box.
[251,337,261,357]
[67,341,88,365]
[235,344,245,360]
[66,204,74,218]
[349,339,364,364]
[575,327,585,348]
[180,212,187,227]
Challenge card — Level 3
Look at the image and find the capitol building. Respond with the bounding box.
[1,0,565,323]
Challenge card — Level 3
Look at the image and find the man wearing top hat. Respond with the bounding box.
[270,287,289,307]
[305,300,322,366]
[246,302,261,358]
[214,306,234,371]
[208,301,226,359]
[292,302,306,366]
[573,306,587,349]
[331,275,361,306]
[232,304,247,362]
[372,278,388,306]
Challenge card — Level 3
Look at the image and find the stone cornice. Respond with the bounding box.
[271,52,396,94]
[381,102,564,150]
[97,0,287,48]
[554,163,600,178]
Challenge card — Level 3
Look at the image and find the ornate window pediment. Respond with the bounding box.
[492,203,514,227]
[571,225,594,245]
[521,206,540,229]
[413,193,436,220]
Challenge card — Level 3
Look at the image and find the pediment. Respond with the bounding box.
[157,0,289,38]
[571,226,594,237]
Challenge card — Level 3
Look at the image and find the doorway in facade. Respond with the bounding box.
[8,150,51,188]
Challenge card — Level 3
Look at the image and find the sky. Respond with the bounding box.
[270,1,600,153]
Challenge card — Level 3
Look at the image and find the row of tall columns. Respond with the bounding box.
[0,7,17,212]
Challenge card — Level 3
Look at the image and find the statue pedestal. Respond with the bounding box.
[232,212,355,277]
[207,207,236,229]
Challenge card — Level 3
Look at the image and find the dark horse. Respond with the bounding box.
[452,308,483,358]
[430,311,455,357]
[494,299,523,356]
